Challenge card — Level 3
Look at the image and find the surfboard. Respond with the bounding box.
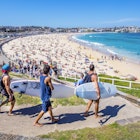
[74,82,117,100]
[10,80,74,98]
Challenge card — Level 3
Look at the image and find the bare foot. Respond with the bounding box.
[33,122,43,127]
[95,115,102,119]
[8,113,15,116]
[84,112,89,117]
[52,118,59,123]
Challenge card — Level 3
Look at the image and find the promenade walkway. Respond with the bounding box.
[0,96,140,137]
[0,41,9,66]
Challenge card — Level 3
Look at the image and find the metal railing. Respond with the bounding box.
[98,77,140,89]
[58,75,140,90]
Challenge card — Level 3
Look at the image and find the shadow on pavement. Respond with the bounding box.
[43,112,89,125]
[99,104,126,125]
[12,104,42,118]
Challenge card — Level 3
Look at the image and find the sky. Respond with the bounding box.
[0,0,140,28]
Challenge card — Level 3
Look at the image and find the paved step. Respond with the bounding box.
[116,116,140,125]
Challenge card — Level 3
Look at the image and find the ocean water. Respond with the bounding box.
[74,33,140,64]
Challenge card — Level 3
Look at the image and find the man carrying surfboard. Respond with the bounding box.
[83,64,101,118]
[34,64,58,127]
[0,64,16,116]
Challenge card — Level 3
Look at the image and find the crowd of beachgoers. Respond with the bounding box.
[1,33,140,81]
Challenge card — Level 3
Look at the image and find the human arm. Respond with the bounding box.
[76,79,81,86]
[45,76,54,91]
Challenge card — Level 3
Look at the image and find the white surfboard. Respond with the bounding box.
[10,80,74,98]
[74,82,117,100]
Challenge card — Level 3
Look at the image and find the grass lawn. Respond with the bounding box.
[0,92,85,107]
[118,88,140,98]
[52,95,86,107]
[0,92,41,106]
[40,122,140,140]
[14,93,41,105]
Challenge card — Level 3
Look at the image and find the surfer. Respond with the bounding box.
[83,64,101,118]
[34,64,58,127]
[0,64,16,116]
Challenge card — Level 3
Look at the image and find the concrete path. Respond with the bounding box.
[0,96,140,137]
[0,48,9,66]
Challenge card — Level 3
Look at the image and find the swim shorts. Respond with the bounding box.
[42,100,51,112]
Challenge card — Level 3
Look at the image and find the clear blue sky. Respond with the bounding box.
[0,0,140,28]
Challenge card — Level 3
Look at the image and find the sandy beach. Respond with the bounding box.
[1,33,140,81]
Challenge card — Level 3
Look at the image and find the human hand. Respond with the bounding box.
[9,94,13,101]
[97,95,101,100]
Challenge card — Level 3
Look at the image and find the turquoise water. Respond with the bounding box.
[74,33,140,63]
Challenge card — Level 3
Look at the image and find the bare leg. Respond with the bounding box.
[48,106,58,123]
[0,99,9,112]
[0,100,8,107]
[94,99,101,118]
[8,100,15,116]
[34,110,44,127]
[84,100,93,117]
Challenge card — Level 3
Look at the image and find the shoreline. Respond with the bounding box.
[72,32,140,65]
[71,33,140,81]
[1,33,140,81]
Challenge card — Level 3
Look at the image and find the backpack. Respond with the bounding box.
[82,73,94,84]
[0,77,4,93]
[0,75,6,93]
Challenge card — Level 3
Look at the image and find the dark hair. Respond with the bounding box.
[43,65,50,74]
[89,64,94,71]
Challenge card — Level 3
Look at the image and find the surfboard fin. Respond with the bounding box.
[18,91,25,97]
[20,91,25,94]
[13,85,19,88]
[22,82,28,85]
